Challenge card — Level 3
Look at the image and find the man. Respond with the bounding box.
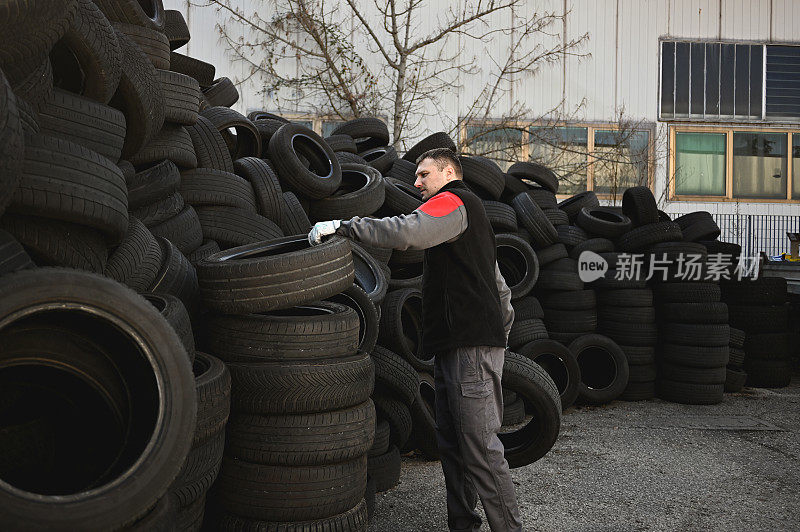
[308,148,522,532]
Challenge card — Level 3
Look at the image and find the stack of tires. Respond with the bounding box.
[725,327,748,392]
[196,237,376,530]
[722,277,792,388]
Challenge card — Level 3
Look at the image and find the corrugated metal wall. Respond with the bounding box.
[163,0,800,216]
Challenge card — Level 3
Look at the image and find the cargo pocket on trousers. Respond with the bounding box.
[459,380,492,433]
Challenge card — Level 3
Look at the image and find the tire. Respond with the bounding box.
[169,430,225,509]
[535,243,568,266]
[190,351,231,445]
[325,134,357,154]
[599,320,657,347]
[620,345,655,365]
[180,168,257,212]
[387,158,417,185]
[371,396,412,449]
[140,293,194,362]
[326,283,380,355]
[402,132,455,162]
[721,277,787,306]
[226,400,375,466]
[216,501,369,532]
[164,9,189,50]
[201,106,260,159]
[675,211,721,242]
[309,163,385,221]
[337,151,368,165]
[228,351,373,415]
[727,304,790,334]
[11,135,128,242]
[93,0,165,30]
[569,237,614,259]
[557,191,599,222]
[620,380,656,401]
[522,188,558,209]
[0,214,108,273]
[232,157,282,222]
[507,161,558,193]
[148,237,199,314]
[508,319,549,349]
[186,115,234,173]
[202,77,239,108]
[569,334,629,404]
[38,89,126,162]
[659,363,727,385]
[280,191,312,235]
[132,191,184,227]
[658,302,729,324]
[382,178,423,214]
[127,159,180,209]
[657,380,724,405]
[729,347,745,367]
[729,327,746,349]
[157,69,200,125]
[149,205,203,255]
[409,372,438,459]
[556,224,589,248]
[361,145,397,174]
[104,217,161,291]
[110,28,165,159]
[217,456,366,522]
[197,236,354,314]
[659,323,730,347]
[744,359,792,388]
[627,363,657,382]
[269,123,341,199]
[129,125,197,168]
[0,230,34,274]
[485,200,522,232]
[0,70,24,217]
[0,268,195,530]
[541,289,596,311]
[535,270,583,292]
[370,419,390,457]
[513,296,544,320]
[496,233,539,299]
[169,52,215,87]
[196,206,283,250]
[743,333,790,360]
[187,239,219,264]
[543,208,569,226]
[511,192,558,247]
[502,397,525,425]
[616,222,683,252]
[460,156,505,200]
[204,301,359,362]
[113,22,169,69]
[331,118,390,152]
[499,351,562,468]
[544,308,598,332]
[597,288,653,307]
[724,367,747,392]
[348,241,388,305]
[576,207,632,239]
[622,186,659,227]
[653,282,721,303]
[378,288,431,372]
[658,343,729,368]
[518,339,581,409]
[597,305,655,323]
[368,446,401,492]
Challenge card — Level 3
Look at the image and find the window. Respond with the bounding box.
[660,40,800,122]
[593,130,650,195]
[670,126,799,201]
[464,126,524,171]
[674,132,726,196]
[529,127,588,195]
[321,120,345,138]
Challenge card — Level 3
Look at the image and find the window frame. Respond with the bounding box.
[460,120,656,200]
[668,124,797,202]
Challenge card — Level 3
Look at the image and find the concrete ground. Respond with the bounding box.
[369,374,800,531]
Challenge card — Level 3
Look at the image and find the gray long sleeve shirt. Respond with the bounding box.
[335,187,514,340]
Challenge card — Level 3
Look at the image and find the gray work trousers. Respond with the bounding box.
[435,346,522,532]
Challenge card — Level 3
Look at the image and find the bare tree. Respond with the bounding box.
[190,0,586,149]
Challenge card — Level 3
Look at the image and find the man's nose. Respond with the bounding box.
[413,177,422,188]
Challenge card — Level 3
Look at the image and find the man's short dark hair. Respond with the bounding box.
[416,148,463,179]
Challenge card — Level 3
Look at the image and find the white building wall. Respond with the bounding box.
[164,0,800,217]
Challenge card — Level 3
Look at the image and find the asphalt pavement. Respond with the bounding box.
[369,374,800,532]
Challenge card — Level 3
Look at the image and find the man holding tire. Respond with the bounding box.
[309,148,522,532]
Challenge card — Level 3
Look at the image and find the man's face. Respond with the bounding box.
[414,158,455,201]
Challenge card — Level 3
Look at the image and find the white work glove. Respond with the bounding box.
[308,220,341,245]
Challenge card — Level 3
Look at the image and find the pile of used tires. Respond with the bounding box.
[0,1,564,529]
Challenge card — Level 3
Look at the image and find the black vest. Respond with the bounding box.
[421,180,506,354]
